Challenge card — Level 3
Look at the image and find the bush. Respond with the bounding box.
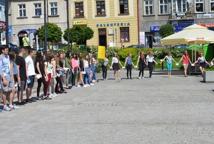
[159,24,174,38]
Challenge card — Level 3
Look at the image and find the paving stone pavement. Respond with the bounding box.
[0,70,214,144]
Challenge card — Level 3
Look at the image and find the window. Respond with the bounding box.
[120,27,129,42]
[75,2,84,18]
[195,0,204,13]
[144,0,153,15]
[211,0,214,12]
[177,0,187,13]
[96,0,106,16]
[18,4,26,17]
[34,3,42,16]
[119,0,129,15]
[50,2,58,16]
[159,0,169,14]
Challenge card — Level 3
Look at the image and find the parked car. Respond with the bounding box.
[127,44,145,49]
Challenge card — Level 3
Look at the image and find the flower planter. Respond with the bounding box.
[204,71,214,82]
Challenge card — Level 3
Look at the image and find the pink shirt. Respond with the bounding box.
[71,58,79,70]
[182,54,190,65]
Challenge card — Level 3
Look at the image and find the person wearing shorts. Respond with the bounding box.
[0,46,14,111]
[25,49,36,102]
[193,52,210,77]
[179,51,192,77]
[16,48,27,105]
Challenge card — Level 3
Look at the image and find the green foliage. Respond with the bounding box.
[63,28,72,44]
[38,23,62,43]
[117,48,139,63]
[159,24,174,38]
[63,25,94,45]
[206,66,214,71]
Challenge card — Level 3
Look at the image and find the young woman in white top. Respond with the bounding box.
[83,55,93,87]
[193,52,210,76]
[111,53,123,80]
[146,51,158,78]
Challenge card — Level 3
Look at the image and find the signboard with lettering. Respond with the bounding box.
[96,22,130,28]
[150,25,160,32]
[73,21,87,25]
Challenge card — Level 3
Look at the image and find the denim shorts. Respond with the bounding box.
[27,75,35,88]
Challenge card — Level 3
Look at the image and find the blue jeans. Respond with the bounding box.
[84,68,91,85]
[91,64,96,81]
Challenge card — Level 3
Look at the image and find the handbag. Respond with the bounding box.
[36,74,42,79]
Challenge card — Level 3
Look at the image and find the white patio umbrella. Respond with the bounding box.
[161,24,214,45]
[161,24,214,61]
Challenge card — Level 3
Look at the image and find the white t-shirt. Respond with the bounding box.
[83,60,89,68]
[146,55,154,63]
[198,56,205,63]
[25,55,36,76]
[112,57,119,64]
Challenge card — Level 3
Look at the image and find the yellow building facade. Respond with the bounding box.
[69,0,139,47]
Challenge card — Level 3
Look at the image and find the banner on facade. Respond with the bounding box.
[98,46,106,59]
[140,32,145,45]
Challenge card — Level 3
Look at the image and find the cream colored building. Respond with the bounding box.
[69,0,139,47]
[8,0,68,48]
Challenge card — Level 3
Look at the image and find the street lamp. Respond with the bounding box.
[5,0,9,45]
[44,0,47,51]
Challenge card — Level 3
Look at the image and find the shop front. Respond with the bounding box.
[73,19,138,48]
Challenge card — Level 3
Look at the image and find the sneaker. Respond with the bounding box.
[90,83,94,86]
[9,104,19,110]
[84,84,90,88]
[3,105,11,111]
[77,85,81,88]
[92,80,96,83]
[138,77,141,79]
[49,94,53,98]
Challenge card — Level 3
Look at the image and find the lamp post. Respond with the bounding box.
[5,0,9,45]
[44,0,47,51]
[66,0,70,47]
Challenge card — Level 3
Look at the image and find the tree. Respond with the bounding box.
[38,23,62,43]
[159,24,174,38]
[63,25,94,45]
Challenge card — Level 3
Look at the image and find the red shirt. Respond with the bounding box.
[182,54,190,65]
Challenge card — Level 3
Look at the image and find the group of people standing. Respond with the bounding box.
[1,45,213,112]
[106,50,213,80]
[0,45,98,112]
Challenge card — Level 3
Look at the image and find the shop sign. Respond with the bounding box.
[73,21,87,25]
[150,25,160,32]
[96,22,130,27]
[171,20,194,32]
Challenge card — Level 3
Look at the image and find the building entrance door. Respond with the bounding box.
[98,28,107,47]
